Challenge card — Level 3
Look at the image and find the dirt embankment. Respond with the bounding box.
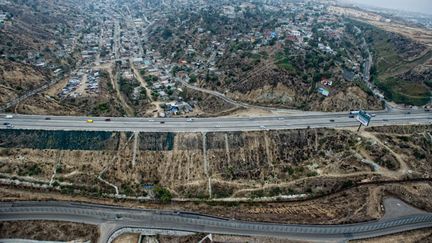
[0,60,48,106]
[0,220,99,242]
[1,126,428,200]
[1,181,431,226]
[224,64,382,112]
[351,227,432,243]
[366,125,432,177]
[0,125,431,226]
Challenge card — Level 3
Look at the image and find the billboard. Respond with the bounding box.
[356,110,372,126]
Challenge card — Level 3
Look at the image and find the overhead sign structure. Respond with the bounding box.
[356,110,372,127]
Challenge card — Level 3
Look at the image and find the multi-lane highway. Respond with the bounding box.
[0,110,431,132]
[0,198,431,243]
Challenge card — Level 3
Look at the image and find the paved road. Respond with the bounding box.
[0,199,431,243]
[0,110,431,132]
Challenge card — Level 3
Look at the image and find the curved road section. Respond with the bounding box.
[1,199,431,243]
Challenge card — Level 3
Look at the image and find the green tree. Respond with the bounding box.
[154,185,172,203]
[189,74,197,83]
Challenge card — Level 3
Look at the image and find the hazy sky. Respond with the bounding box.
[344,0,432,15]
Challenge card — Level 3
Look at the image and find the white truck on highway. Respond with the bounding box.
[5,114,13,119]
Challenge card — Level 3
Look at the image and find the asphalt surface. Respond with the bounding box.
[0,199,431,243]
[0,110,431,132]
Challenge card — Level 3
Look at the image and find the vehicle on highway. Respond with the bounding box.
[425,108,430,112]
[86,119,94,123]
[278,117,285,120]
[6,124,14,129]
[330,119,335,122]
[5,114,13,119]
[349,110,360,115]
[349,115,355,118]
[260,125,270,131]
[371,113,376,117]
[187,118,193,122]
[148,119,155,122]
[383,119,389,122]
[3,122,10,126]
[105,118,111,122]
[160,121,165,124]
[45,117,51,120]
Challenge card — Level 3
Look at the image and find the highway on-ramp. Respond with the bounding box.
[0,198,431,243]
[0,110,431,132]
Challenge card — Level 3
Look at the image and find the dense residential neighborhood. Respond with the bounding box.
[1,0,431,117]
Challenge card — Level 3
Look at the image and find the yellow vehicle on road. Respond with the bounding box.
[86,119,94,123]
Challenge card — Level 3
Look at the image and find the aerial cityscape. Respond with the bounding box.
[0,0,431,242]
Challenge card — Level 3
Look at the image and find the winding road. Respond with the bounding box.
[0,198,431,243]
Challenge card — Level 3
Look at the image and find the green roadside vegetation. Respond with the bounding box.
[354,20,431,106]
[375,77,430,106]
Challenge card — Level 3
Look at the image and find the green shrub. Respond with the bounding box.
[154,185,172,203]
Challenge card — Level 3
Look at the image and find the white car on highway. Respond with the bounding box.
[260,125,270,131]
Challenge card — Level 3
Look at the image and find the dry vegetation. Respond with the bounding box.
[113,233,140,243]
[0,0,84,108]
[0,127,407,199]
[351,227,432,243]
[1,182,431,226]
[1,126,430,199]
[0,220,99,242]
[113,233,306,243]
[366,125,432,177]
[0,125,431,225]
[181,87,241,117]
[156,234,306,243]
[0,60,48,105]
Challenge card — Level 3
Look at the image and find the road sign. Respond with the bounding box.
[356,110,372,126]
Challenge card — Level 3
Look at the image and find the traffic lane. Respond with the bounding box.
[4,113,432,126]
[1,207,432,241]
[1,113,430,133]
[1,109,426,123]
[0,117,364,131]
[0,205,429,232]
[1,112,430,127]
[1,119,431,133]
[1,115,430,128]
[2,113,345,122]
